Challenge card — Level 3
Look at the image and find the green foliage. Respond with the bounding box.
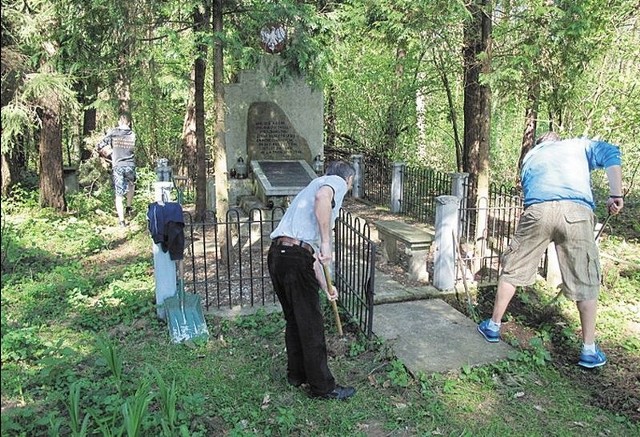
[121,378,153,437]
[68,382,91,437]
[386,358,411,388]
[96,336,124,394]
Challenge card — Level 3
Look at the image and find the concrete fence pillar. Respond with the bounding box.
[154,181,174,203]
[206,178,216,211]
[152,243,176,321]
[450,172,469,199]
[351,154,364,198]
[433,195,461,291]
[391,162,405,213]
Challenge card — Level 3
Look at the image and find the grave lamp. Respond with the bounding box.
[313,155,324,175]
[155,158,172,182]
[235,157,248,179]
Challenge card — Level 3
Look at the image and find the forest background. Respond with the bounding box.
[2,0,639,214]
[2,1,640,435]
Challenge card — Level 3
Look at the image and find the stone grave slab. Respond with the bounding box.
[251,160,317,203]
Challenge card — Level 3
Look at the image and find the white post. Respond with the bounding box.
[433,195,460,291]
[391,162,405,213]
[151,181,177,321]
[450,172,469,199]
[351,154,364,198]
[206,177,216,211]
[152,243,177,321]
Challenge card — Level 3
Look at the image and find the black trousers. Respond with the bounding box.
[267,243,335,395]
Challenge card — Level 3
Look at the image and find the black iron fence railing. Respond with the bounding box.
[457,181,546,284]
[401,166,452,223]
[183,208,284,309]
[354,155,530,286]
[334,209,377,339]
[183,206,377,338]
[363,155,392,207]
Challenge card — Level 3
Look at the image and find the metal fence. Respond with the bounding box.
[182,208,284,309]
[183,206,377,338]
[458,183,525,284]
[351,155,530,286]
[334,209,377,339]
[401,166,452,223]
[362,155,392,206]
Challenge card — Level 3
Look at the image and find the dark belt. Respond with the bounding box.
[273,236,314,254]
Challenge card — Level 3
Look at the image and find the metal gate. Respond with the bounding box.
[183,207,377,337]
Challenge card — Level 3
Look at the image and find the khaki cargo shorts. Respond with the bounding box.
[500,201,601,301]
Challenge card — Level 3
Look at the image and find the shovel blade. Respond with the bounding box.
[164,293,209,344]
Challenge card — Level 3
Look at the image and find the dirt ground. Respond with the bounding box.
[340,197,640,424]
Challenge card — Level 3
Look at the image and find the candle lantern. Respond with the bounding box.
[155,158,173,182]
[313,154,324,175]
[235,157,248,179]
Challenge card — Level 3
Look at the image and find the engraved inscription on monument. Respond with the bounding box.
[247,102,311,162]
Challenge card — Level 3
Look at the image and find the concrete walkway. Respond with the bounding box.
[206,268,513,375]
[372,270,513,374]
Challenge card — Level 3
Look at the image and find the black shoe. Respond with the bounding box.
[118,220,127,228]
[313,385,356,400]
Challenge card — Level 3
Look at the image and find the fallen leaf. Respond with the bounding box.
[261,393,271,409]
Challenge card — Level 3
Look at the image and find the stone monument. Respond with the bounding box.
[223,55,324,206]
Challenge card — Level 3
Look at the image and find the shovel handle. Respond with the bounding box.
[595,212,612,241]
[323,264,343,337]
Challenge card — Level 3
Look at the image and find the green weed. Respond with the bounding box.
[2,192,639,436]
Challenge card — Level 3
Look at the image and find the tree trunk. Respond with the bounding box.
[325,84,336,152]
[182,96,197,188]
[194,2,209,221]
[434,49,463,171]
[462,0,492,270]
[38,104,66,211]
[81,106,97,161]
[382,46,406,156]
[213,0,230,263]
[516,81,540,186]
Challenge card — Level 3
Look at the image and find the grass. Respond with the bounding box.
[1,188,639,436]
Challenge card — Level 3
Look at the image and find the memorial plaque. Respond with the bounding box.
[247,102,312,162]
[251,160,317,203]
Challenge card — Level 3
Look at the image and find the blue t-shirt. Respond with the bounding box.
[521,137,622,210]
[271,175,349,249]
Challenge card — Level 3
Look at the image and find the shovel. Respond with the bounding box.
[165,260,209,344]
[322,264,343,336]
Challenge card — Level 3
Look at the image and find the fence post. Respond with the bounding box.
[351,154,364,199]
[433,195,460,291]
[450,172,469,236]
[206,177,216,211]
[390,162,405,213]
[450,172,469,199]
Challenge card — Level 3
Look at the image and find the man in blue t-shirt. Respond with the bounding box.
[97,113,137,227]
[477,132,624,369]
[268,161,356,400]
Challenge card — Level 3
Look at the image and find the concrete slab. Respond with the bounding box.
[372,299,513,374]
[374,274,457,304]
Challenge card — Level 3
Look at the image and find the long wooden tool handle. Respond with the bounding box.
[323,264,343,336]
